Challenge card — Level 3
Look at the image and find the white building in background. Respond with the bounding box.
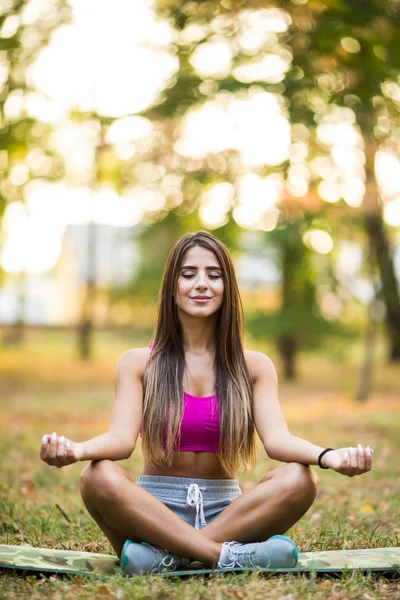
[0,224,139,325]
[236,254,280,289]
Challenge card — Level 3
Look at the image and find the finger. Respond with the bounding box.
[364,446,372,471]
[56,435,68,465]
[343,450,350,473]
[357,443,365,473]
[48,431,58,460]
[339,450,352,477]
[48,433,64,468]
[40,434,51,462]
[348,447,357,475]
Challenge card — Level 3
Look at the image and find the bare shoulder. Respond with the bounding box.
[245,349,278,384]
[115,347,151,380]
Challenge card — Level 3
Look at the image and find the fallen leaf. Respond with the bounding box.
[97,585,112,594]
[83,541,103,552]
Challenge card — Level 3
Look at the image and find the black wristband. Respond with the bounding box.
[318,448,334,469]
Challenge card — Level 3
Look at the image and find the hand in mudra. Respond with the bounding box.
[40,432,83,468]
[322,445,373,476]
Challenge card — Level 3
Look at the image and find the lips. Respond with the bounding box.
[190,296,212,304]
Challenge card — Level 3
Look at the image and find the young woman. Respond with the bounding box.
[40,230,373,575]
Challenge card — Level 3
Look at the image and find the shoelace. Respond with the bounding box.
[160,554,177,570]
[185,483,207,530]
[149,546,178,573]
[218,541,259,569]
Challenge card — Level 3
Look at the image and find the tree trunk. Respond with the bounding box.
[77,121,108,360]
[78,220,96,360]
[3,271,26,347]
[356,300,377,401]
[78,316,93,361]
[278,335,297,380]
[363,212,400,360]
[362,138,400,361]
[277,227,300,380]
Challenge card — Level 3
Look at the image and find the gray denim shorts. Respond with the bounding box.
[135,475,242,530]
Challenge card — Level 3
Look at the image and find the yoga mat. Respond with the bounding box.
[0,545,399,576]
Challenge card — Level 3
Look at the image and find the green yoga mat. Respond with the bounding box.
[0,545,399,576]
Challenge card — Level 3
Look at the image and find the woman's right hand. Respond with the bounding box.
[40,432,84,468]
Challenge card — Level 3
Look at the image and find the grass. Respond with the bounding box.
[0,329,399,599]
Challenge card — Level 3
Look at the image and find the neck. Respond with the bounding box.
[177,309,218,353]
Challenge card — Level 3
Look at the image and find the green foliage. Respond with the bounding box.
[246,310,355,350]
[144,0,400,367]
[246,222,350,349]
[0,0,72,217]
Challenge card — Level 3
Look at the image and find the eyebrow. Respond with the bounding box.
[180,265,222,271]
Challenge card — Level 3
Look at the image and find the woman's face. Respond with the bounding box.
[175,245,224,318]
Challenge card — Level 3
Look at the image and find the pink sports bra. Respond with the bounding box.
[139,342,220,453]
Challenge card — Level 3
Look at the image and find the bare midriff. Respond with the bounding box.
[141,451,233,480]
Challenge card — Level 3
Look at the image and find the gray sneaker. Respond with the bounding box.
[217,535,298,570]
[121,540,191,575]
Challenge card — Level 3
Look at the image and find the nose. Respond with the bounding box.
[195,271,208,290]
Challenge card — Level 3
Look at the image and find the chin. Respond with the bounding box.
[188,307,214,316]
[183,304,220,317]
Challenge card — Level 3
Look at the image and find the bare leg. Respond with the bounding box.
[200,462,318,543]
[80,463,141,555]
[80,461,316,563]
[80,460,221,563]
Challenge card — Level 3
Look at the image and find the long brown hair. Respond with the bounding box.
[141,230,256,476]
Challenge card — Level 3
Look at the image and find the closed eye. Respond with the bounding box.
[182,274,221,279]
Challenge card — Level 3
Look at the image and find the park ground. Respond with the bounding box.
[0,330,399,599]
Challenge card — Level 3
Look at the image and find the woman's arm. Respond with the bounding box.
[249,351,372,475]
[40,348,147,467]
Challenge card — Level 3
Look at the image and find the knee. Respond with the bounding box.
[281,462,318,503]
[80,460,119,500]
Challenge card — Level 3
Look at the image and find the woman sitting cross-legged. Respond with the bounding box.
[40,230,373,575]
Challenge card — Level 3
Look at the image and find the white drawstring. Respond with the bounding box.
[185,483,207,530]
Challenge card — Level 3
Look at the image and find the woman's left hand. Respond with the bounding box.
[321,445,373,476]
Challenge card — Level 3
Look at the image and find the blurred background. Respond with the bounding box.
[1,2,400,571]
[1,0,400,398]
